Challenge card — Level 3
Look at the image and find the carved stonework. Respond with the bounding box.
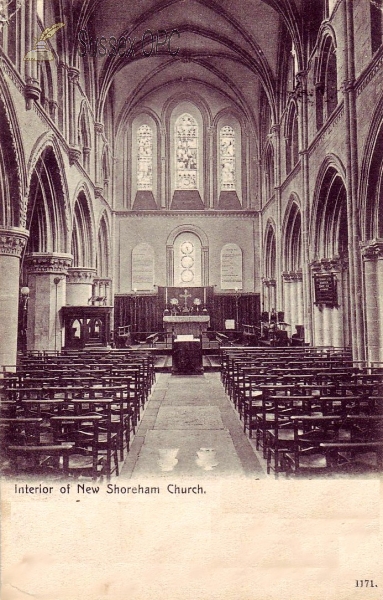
[69,147,82,165]
[94,278,112,287]
[263,278,276,287]
[95,122,104,135]
[0,227,29,257]
[361,239,383,260]
[310,257,348,273]
[25,253,73,275]
[68,68,80,84]
[282,271,303,282]
[67,267,97,284]
[25,78,41,105]
[94,186,104,198]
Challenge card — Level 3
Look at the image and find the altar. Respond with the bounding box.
[163,315,210,337]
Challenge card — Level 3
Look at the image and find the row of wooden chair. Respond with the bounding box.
[0,349,156,480]
[220,346,383,477]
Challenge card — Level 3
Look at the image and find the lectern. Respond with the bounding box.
[172,335,203,375]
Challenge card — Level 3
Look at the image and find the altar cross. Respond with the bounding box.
[179,289,192,309]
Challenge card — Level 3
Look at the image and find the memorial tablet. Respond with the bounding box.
[221,243,243,289]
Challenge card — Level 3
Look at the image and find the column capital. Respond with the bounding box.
[282,271,303,282]
[25,253,73,275]
[68,67,80,83]
[95,122,104,134]
[361,239,383,260]
[0,227,29,257]
[310,257,348,272]
[69,147,82,165]
[262,277,276,287]
[67,267,97,284]
[94,277,112,286]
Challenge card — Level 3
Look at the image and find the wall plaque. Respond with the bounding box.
[132,243,154,290]
[313,273,337,306]
[221,243,243,289]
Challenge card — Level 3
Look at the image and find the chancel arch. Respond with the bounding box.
[311,164,350,348]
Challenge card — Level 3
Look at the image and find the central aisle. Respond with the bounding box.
[120,372,265,478]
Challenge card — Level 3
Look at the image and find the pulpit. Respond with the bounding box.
[172,335,203,375]
[163,315,210,337]
[62,306,112,349]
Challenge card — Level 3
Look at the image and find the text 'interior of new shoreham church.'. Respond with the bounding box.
[1,0,383,479]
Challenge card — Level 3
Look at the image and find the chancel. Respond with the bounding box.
[1,0,383,480]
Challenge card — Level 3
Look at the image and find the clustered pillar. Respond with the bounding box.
[362,241,383,363]
[0,227,29,368]
[25,253,73,352]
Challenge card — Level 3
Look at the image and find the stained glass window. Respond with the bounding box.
[175,114,198,189]
[137,124,153,190]
[220,125,236,190]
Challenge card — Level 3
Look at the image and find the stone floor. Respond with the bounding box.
[120,372,265,479]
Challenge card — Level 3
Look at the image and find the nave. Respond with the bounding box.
[1,345,383,481]
[120,372,264,479]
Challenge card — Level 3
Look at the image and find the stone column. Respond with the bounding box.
[296,272,304,326]
[66,267,97,306]
[208,126,214,209]
[362,241,383,363]
[25,253,73,352]
[0,227,29,367]
[282,273,292,335]
[68,68,81,163]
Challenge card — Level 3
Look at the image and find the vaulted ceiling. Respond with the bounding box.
[70,0,305,134]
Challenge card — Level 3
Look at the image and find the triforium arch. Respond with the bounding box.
[66,185,97,307]
[166,224,209,287]
[71,188,95,269]
[282,197,304,338]
[263,220,277,314]
[96,210,111,279]
[310,162,350,349]
[359,100,383,362]
[93,210,112,304]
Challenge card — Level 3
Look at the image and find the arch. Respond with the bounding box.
[282,199,302,272]
[0,69,26,226]
[359,98,383,240]
[284,101,299,174]
[71,188,95,268]
[25,146,70,255]
[129,112,159,209]
[315,30,338,129]
[26,132,70,247]
[78,101,92,170]
[166,224,209,287]
[263,141,275,201]
[97,211,111,278]
[264,221,277,279]
[166,224,209,248]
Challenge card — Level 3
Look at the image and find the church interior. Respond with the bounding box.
[1,0,383,479]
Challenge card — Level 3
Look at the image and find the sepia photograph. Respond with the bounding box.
[0,0,382,598]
